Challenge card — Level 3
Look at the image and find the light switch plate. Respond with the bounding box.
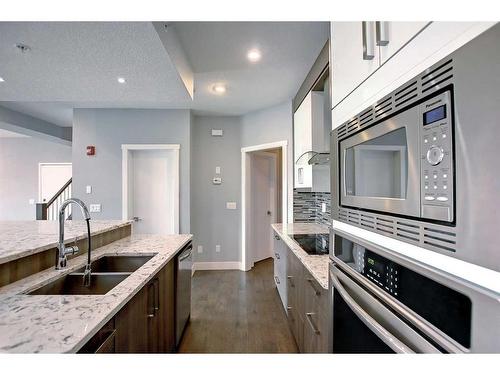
[89,204,101,213]
[197,245,203,254]
[322,203,327,213]
[226,202,237,210]
[215,166,221,174]
[211,129,223,136]
[29,198,35,205]
[216,245,221,253]
[86,185,92,194]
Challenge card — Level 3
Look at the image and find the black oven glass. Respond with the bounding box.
[333,290,394,353]
[344,127,408,199]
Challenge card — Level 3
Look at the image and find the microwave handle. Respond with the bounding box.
[330,267,414,353]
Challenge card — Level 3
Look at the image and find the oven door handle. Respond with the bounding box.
[330,267,415,353]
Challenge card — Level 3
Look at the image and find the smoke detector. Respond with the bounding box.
[15,43,31,53]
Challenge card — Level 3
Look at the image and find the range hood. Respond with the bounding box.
[296,151,330,166]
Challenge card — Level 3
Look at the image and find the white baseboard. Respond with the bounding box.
[192,261,243,273]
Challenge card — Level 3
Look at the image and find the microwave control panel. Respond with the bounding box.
[419,90,454,222]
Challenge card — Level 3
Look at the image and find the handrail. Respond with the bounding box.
[46,178,72,207]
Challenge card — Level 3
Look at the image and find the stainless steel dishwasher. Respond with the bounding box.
[175,243,192,347]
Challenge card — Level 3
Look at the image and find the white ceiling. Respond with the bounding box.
[0,21,329,127]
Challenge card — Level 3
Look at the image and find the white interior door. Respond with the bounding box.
[39,163,72,203]
[129,149,177,235]
[250,152,278,265]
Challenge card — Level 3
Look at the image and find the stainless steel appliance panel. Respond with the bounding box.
[175,244,192,347]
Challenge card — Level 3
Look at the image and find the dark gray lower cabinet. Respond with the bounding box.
[78,260,175,354]
[286,248,329,353]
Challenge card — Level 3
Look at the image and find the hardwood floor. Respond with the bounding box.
[178,258,298,353]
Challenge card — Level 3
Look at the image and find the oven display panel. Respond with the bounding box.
[363,251,399,297]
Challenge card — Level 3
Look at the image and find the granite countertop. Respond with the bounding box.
[0,233,192,353]
[271,223,330,289]
[0,220,132,265]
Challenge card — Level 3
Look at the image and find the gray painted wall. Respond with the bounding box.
[190,101,293,264]
[72,109,191,233]
[191,116,242,263]
[241,101,294,222]
[0,137,71,220]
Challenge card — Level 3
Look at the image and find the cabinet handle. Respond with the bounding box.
[306,313,320,335]
[154,278,160,311]
[376,21,389,46]
[362,21,375,60]
[306,278,321,296]
[275,252,280,259]
[274,235,280,240]
[274,276,280,285]
[287,275,295,288]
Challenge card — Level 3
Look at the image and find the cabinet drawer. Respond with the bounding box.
[303,310,329,353]
[78,318,116,353]
[304,272,328,316]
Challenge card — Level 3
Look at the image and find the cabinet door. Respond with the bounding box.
[115,282,150,353]
[158,260,175,353]
[378,22,430,64]
[294,94,313,188]
[331,22,380,107]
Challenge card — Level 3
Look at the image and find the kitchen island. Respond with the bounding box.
[0,220,192,353]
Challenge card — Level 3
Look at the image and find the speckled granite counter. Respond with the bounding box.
[271,223,330,289]
[0,233,192,353]
[0,220,132,265]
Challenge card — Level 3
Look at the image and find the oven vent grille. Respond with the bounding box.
[335,208,457,253]
[335,59,454,141]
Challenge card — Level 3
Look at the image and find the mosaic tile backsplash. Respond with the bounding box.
[293,190,331,226]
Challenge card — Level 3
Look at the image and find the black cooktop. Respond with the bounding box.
[291,234,329,255]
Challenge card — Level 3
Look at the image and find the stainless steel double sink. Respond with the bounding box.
[28,255,154,296]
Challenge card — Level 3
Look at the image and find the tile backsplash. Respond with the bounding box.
[293,190,331,226]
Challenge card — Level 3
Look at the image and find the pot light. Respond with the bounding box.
[117,77,126,84]
[247,49,261,63]
[212,84,226,94]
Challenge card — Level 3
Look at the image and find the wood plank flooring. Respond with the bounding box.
[178,258,298,353]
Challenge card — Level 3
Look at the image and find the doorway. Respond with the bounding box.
[241,141,288,271]
[38,163,72,204]
[122,144,180,235]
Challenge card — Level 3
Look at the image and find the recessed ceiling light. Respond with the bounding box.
[117,77,126,84]
[212,84,226,94]
[0,77,4,83]
[247,49,261,63]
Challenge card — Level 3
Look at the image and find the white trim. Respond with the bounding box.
[192,261,243,273]
[241,140,288,272]
[38,162,72,202]
[121,144,180,234]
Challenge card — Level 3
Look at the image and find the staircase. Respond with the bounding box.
[36,178,72,220]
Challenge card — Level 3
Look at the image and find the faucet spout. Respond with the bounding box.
[57,198,92,273]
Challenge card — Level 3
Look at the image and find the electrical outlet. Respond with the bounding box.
[216,245,221,253]
[197,245,203,254]
[89,204,101,213]
[226,202,237,210]
[215,166,221,174]
[322,203,327,213]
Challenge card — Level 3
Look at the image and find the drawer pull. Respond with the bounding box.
[275,252,280,259]
[306,313,320,335]
[307,278,321,296]
[274,276,280,285]
[287,275,295,288]
[274,235,280,240]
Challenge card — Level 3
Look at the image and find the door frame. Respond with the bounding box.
[241,140,288,272]
[121,144,180,234]
[38,162,72,202]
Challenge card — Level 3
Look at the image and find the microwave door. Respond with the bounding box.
[340,107,421,218]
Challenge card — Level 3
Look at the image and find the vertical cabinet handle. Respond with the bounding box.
[147,281,156,318]
[275,252,280,259]
[154,278,160,311]
[274,276,280,285]
[376,21,389,46]
[306,313,320,335]
[362,21,375,60]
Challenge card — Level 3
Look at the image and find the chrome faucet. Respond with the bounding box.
[57,198,92,286]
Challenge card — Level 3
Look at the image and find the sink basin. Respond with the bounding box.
[73,255,153,273]
[28,273,130,295]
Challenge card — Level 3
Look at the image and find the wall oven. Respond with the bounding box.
[331,24,500,271]
[328,231,500,353]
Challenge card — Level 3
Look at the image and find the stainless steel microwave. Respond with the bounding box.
[331,24,500,272]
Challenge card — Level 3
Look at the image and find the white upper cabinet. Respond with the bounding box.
[330,22,496,129]
[331,22,380,107]
[378,22,430,64]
